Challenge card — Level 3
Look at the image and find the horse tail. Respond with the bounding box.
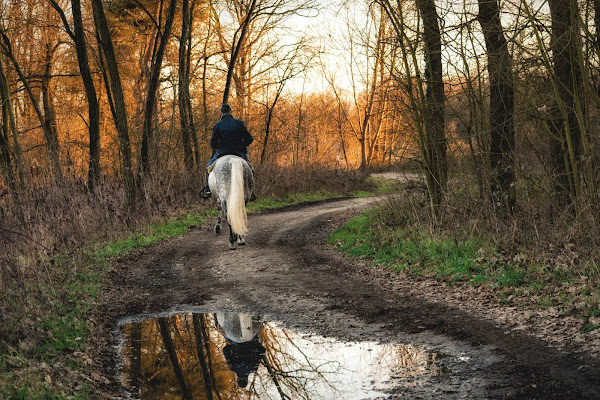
[227,158,248,236]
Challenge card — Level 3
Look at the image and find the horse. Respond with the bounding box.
[208,154,254,249]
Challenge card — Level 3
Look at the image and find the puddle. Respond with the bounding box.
[117,312,461,399]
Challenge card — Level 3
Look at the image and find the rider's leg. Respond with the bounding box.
[200,155,218,199]
[200,169,211,199]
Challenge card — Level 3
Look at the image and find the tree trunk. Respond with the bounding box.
[187,22,200,170]
[71,0,101,192]
[41,43,63,182]
[594,0,600,57]
[548,0,586,207]
[91,0,136,206]
[477,0,516,211]
[49,0,100,188]
[179,0,194,171]
[140,0,178,176]
[192,314,215,400]
[158,318,193,400]
[187,0,200,168]
[0,108,14,190]
[0,57,23,187]
[260,105,275,164]
[222,0,257,105]
[416,0,447,208]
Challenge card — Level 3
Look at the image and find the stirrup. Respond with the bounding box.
[200,187,211,199]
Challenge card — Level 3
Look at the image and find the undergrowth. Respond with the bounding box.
[0,212,206,399]
[327,194,600,334]
[327,208,518,285]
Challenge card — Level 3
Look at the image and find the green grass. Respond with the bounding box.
[328,208,556,291]
[92,213,205,260]
[2,383,90,400]
[348,176,406,198]
[367,176,407,194]
[582,292,600,333]
[327,208,501,285]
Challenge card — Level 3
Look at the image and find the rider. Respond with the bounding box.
[200,104,254,199]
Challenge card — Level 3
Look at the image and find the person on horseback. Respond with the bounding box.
[200,104,255,199]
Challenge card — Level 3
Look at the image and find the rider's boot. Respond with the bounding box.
[200,170,211,199]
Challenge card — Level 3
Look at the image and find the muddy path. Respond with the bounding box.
[94,196,600,399]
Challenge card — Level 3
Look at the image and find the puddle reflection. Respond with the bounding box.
[119,312,448,399]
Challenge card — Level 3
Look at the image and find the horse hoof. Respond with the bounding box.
[237,238,246,245]
[215,225,221,235]
[229,244,236,250]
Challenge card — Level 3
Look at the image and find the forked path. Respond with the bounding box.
[97,196,600,399]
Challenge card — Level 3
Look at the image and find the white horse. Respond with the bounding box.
[208,155,254,249]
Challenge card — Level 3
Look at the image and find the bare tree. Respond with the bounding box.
[223,0,258,105]
[0,25,64,182]
[91,0,136,206]
[416,0,446,208]
[72,0,101,191]
[48,0,103,191]
[0,56,22,188]
[548,0,587,208]
[0,75,15,189]
[477,0,516,210]
[213,0,319,117]
[179,0,197,172]
[158,317,193,400]
[379,0,446,210]
[140,0,178,177]
[258,39,314,164]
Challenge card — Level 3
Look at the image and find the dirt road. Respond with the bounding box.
[95,196,600,399]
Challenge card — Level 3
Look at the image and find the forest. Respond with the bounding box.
[1,0,600,397]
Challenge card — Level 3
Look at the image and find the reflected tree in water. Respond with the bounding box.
[158,317,194,399]
[120,312,441,399]
[192,314,218,400]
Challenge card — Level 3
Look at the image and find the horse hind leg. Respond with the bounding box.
[215,203,223,235]
[228,224,236,250]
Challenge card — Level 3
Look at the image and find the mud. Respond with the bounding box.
[93,196,600,399]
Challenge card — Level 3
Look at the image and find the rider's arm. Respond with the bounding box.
[241,123,253,146]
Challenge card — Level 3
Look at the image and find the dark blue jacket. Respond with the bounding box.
[210,115,253,155]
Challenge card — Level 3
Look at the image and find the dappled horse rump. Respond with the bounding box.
[208,155,254,249]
